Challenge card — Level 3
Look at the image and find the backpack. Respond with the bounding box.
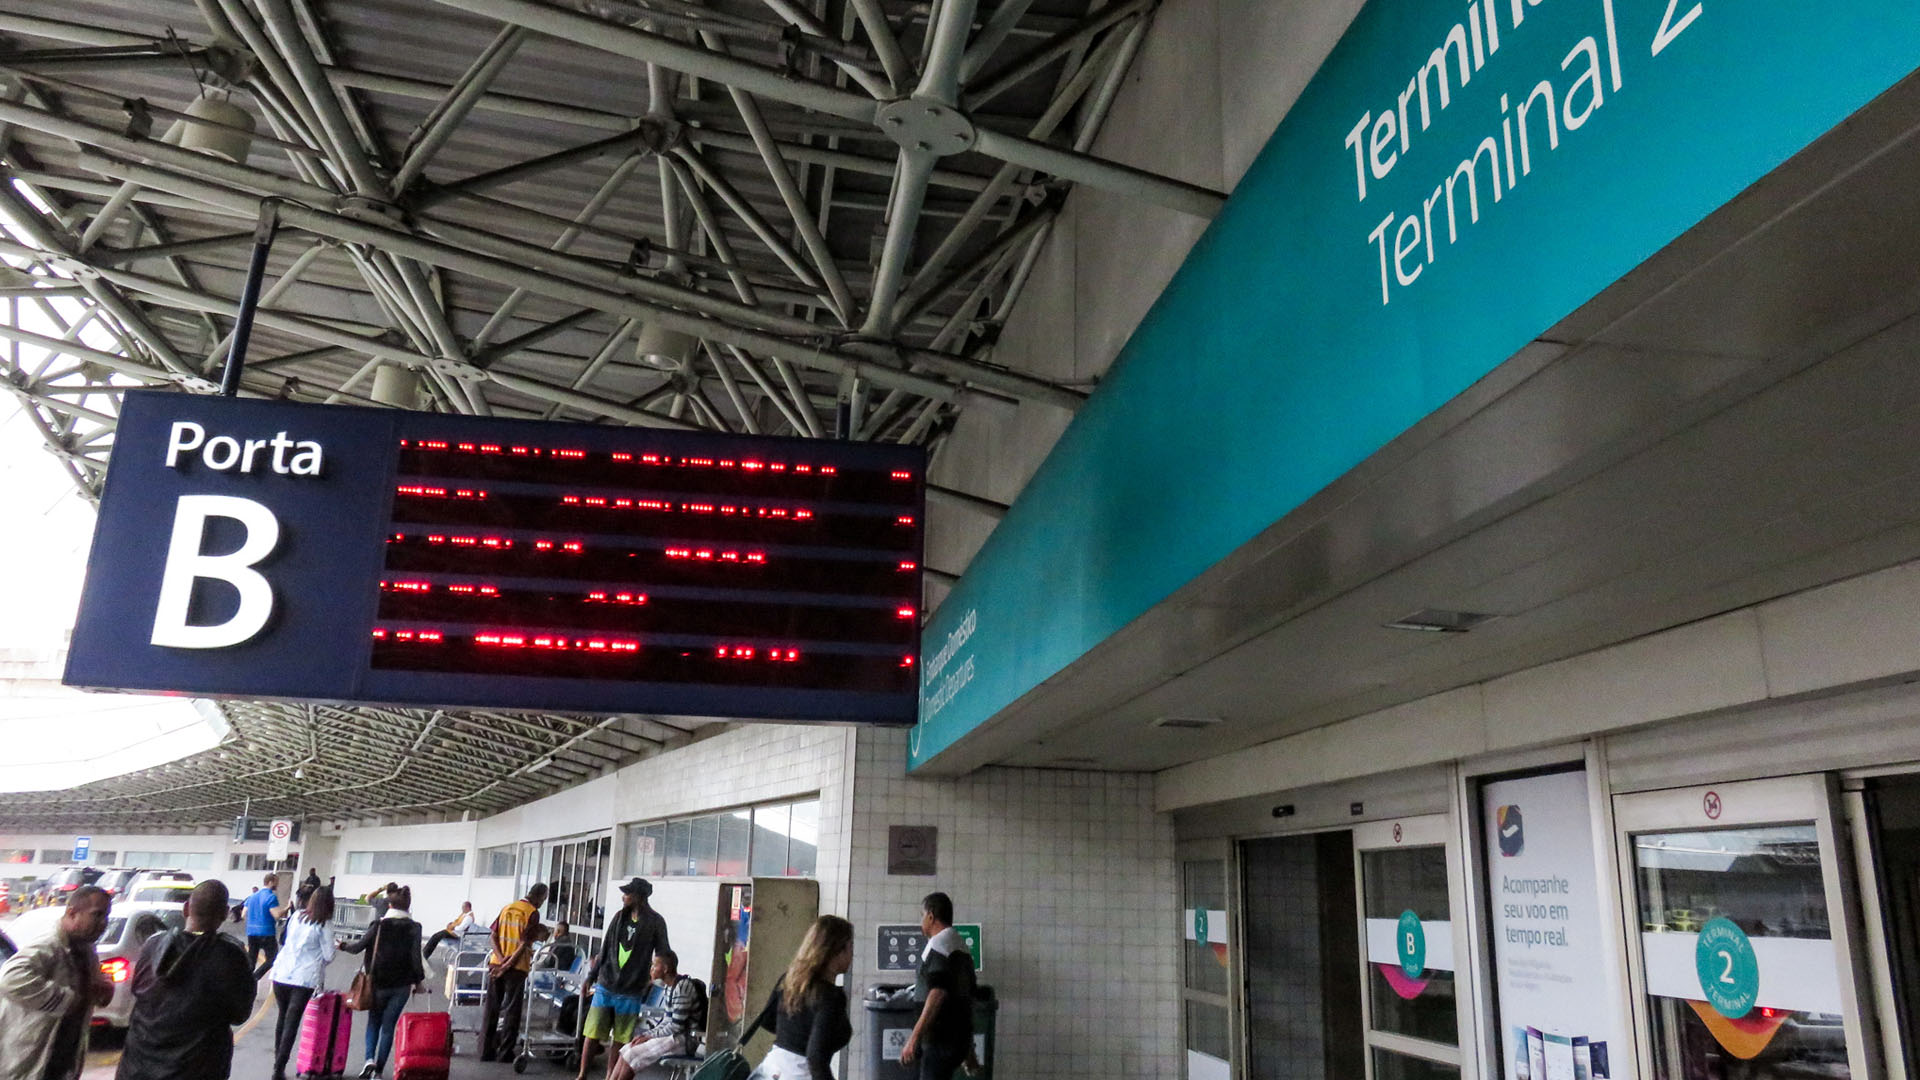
[682,976,709,1037]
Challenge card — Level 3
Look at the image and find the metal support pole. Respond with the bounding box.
[220,202,282,397]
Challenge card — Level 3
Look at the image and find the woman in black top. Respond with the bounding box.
[743,915,854,1079]
[339,885,426,1079]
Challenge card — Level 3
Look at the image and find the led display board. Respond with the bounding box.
[65,391,925,723]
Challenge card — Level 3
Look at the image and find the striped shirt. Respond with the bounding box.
[490,899,538,972]
[641,976,703,1043]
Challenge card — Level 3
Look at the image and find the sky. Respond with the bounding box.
[0,209,222,794]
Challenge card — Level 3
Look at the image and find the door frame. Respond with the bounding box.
[1354,813,1478,1079]
[1179,837,1242,1080]
[1611,773,1881,1080]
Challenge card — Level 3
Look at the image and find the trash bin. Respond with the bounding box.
[970,985,997,1080]
[864,983,998,1079]
[865,984,919,1080]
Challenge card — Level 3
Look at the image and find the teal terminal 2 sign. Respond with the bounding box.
[910,0,1920,767]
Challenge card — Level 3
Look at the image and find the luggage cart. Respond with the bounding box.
[448,927,492,1038]
[513,944,585,1073]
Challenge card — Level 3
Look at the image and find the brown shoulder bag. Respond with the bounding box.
[344,920,383,1011]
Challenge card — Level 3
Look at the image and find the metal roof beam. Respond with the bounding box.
[424,0,880,124]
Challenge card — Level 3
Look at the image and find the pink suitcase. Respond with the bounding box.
[296,990,352,1078]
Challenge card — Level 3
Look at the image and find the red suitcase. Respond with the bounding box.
[391,1010,453,1080]
[295,991,352,1078]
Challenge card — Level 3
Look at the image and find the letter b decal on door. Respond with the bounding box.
[150,495,281,649]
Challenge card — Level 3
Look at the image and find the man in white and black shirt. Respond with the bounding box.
[902,892,978,1080]
[607,950,705,1080]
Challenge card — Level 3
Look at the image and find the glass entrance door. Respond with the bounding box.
[1354,816,1467,1080]
[1614,776,1874,1080]
[1181,840,1238,1080]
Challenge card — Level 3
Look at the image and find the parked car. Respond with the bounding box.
[38,866,103,908]
[93,902,189,1029]
[94,868,143,900]
[124,882,197,907]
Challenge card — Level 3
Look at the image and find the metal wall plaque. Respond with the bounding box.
[887,825,938,875]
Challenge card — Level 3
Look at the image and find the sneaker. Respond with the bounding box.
[358,1064,378,1079]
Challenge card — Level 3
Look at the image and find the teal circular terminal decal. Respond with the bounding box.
[1695,917,1760,1018]
[1397,910,1426,978]
[1193,908,1209,947]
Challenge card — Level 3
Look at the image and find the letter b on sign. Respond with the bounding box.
[150,495,281,649]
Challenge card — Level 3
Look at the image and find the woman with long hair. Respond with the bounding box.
[267,886,336,1080]
[741,915,855,1079]
[338,885,426,1079]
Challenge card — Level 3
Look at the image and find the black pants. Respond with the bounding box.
[480,967,527,1061]
[919,1041,968,1080]
[248,933,280,978]
[423,929,457,959]
[271,981,314,1078]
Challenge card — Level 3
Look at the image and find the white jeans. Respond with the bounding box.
[747,1046,812,1080]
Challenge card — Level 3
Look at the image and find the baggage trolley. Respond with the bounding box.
[513,944,586,1073]
[448,928,492,1038]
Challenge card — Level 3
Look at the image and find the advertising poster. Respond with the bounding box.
[1483,770,1633,1080]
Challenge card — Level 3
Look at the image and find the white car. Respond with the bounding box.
[6,900,190,1029]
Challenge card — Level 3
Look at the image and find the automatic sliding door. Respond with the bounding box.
[1181,842,1237,1080]
[1356,817,1464,1080]
[1616,776,1873,1080]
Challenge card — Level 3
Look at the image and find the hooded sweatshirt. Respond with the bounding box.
[593,903,670,995]
[116,928,254,1080]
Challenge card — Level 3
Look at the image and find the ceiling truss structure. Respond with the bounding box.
[0,0,1212,828]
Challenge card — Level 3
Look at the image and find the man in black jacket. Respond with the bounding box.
[574,878,670,1080]
[117,880,255,1080]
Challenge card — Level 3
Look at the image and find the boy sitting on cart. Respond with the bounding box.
[607,950,704,1080]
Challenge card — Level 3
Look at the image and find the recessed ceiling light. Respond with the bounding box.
[1384,608,1500,633]
[1151,716,1224,730]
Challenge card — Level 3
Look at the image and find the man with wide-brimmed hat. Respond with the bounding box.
[575,878,671,1080]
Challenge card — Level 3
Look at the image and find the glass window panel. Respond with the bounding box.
[1185,1000,1230,1065]
[1633,824,1846,1080]
[90,851,117,866]
[1372,1050,1460,1080]
[1182,859,1229,996]
[1362,847,1457,1046]
[629,824,666,878]
[787,801,818,877]
[0,849,31,863]
[751,805,790,877]
[665,820,693,876]
[39,849,67,863]
[691,815,721,877]
[719,811,752,877]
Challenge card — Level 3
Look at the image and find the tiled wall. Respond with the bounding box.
[844,727,1181,1079]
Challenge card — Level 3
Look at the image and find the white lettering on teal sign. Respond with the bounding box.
[908,0,1920,771]
[1348,0,1718,307]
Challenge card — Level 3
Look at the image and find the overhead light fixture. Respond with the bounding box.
[1151,716,1223,731]
[293,767,304,780]
[178,94,255,165]
[1384,608,1500,634]
[527,756,554,773]
[634,322,696,371]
